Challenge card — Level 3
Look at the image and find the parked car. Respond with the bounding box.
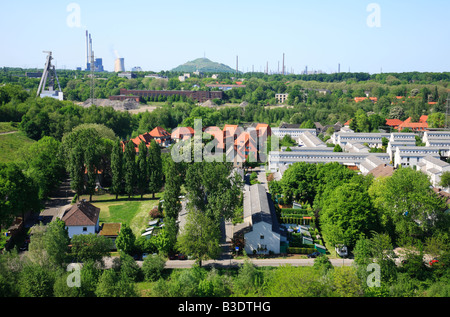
[335,244,348,258]
[142,253,149,260]
[429,258,442,266]
[19,241,28,252]
[132,254,141,261]
[178,253,187,260]
[307,251,322,258]
[169,254,177,260]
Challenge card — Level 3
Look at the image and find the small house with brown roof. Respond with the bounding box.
[149,126,172,147]
[61,200,100,238]
[99,223,122,250]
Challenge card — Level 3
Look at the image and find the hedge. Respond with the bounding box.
[287,247,316,254]
[280,208,309,215]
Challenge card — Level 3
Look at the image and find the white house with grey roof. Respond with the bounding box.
[417,155,450,189]
[234,184,284,255]
[387,141,417,161]
[389,133,416,143]
[332,132,390,148]
[393,146,445,168]
[272,128,317,140]
[360,155,387,175]
[298,131,326,147]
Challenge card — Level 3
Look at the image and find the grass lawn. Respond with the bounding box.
[78,192,163,236]
[0,131,35,163]
[0,122,19,133]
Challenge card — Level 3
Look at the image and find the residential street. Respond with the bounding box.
[101,256,353,269]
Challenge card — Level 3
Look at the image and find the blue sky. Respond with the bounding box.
[1,0,449,73]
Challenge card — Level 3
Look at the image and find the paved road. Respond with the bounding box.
[162,257,353,269]
[101,256,353,269]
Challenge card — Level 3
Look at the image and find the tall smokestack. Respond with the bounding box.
[86,30,89,69]
[89,34,92,62]
[282,53,285,75]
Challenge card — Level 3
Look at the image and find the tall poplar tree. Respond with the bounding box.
[110,140,124,200]
[148,140,163,199]
[137,141,148,199]
[162,157,182,252]
[123,141,137,198]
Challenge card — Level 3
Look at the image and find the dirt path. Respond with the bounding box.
[0,131,18,135]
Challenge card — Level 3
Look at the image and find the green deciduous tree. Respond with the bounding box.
[115,224,136,255]
[142,254,166,281]
[70,234,113,264]
[369,167,447,243]
[320,181,378,249]
[18,263,55,297]
[176,209,222,267]
[23,136,65,200]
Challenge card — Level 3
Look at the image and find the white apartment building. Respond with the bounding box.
[268,150,390,172]
[272,128,317,140]
[332,132,390,148]
[393,146,444,168]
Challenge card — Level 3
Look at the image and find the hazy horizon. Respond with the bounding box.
[1,0,449,74]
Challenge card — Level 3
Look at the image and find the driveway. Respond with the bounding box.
[39,178,74,224]
[256,168,269,191]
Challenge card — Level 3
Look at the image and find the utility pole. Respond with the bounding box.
[446,93,450,130]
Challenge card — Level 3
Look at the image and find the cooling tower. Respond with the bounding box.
[115,58,125,72]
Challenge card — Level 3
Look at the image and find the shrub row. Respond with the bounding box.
[280,216,305,225]
[287,247,316,254]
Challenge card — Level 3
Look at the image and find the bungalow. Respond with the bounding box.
[417,155,450,189]
[423,131,450,147]
[332,132,390,148]
[61,200,100,238]
[234,184,285,255]
[99,223,122,250]
[360,155,386,175]
[393,146,443,168]
[271,128,317,141]
[298,131,326,148]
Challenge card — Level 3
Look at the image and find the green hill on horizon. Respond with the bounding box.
[171,57,236,73]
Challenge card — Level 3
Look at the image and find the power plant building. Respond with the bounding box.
[115,58,125,72]
[85,30,104,72]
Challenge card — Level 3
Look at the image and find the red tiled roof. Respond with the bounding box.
[398,116,428,131]
[354,97,377,103]
[150,126,170,138]
[171,127,195,140]
[386,119,403,127]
